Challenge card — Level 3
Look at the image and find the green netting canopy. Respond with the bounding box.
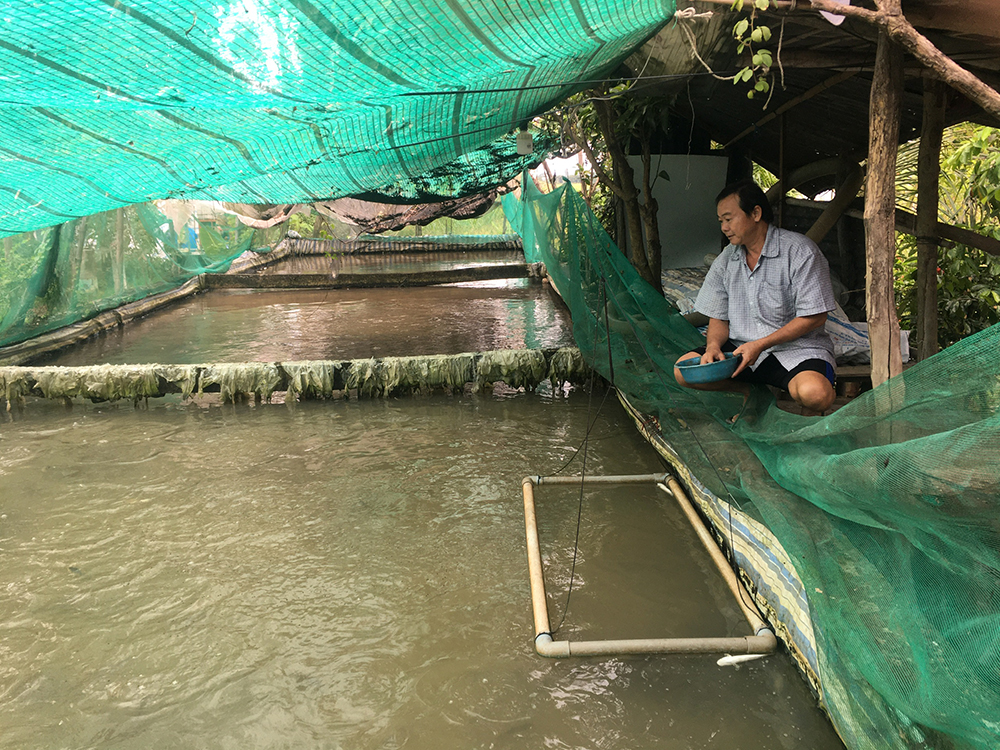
[0,0,677,238]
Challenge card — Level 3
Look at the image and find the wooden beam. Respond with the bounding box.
[864,18,904,388]
[903,0,1000,40]
[723,69,860,149]
[805,162,864,245]
[798,200,1000,258]
[807,0,1000,122]
[899,213,1000,258]
[916,77,946,361]
[764,157,844,202]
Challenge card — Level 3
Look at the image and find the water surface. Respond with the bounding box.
[35,281,572,366]
[0,391,843,749]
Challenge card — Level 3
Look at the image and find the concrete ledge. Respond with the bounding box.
[206,264,529,289]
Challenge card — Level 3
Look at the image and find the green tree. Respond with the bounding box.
[557,87,672,292]
[894,124,1000,348]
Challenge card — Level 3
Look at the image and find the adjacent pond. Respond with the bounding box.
[33,281,572,366]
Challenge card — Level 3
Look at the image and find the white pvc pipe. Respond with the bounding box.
[529,473,669,486]
[521,474,776,659]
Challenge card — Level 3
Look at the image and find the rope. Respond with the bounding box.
[677,15,738,82]
[549,280,611,635]
[675,6,714,20]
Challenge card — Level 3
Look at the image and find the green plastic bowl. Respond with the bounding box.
[677,353,741,384]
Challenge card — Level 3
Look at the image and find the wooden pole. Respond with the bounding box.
[114,208,125,294]
[864,19,904,388]
[916,77,946,361]
[778,113,786,228]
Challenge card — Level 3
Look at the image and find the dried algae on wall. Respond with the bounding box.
[0,348,592,408]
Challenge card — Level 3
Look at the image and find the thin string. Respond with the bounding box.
[549,279,610,634]
[588,243,767,623]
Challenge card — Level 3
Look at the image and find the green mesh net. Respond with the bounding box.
[504,175,1000,750]
[0,1,677,239]
[0,202,258,347]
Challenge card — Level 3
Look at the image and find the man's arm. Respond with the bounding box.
[731,312,828,376]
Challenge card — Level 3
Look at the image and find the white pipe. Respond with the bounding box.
[535,632,776,658]
[521,474,777,659]
[522,477,553,639]
[527,473,669,486]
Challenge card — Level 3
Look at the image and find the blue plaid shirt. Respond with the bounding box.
[694,226,836,371]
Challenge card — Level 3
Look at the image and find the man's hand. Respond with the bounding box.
[700,346,727,365]
[702,319,731,365]
[731,339,768,376]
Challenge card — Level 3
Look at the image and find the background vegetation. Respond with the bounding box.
[894,124,1000,348]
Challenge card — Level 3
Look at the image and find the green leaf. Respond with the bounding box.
[747,90,756,99]
[735,18,749,37]
[760,50,773,66]
[658,170,671,181]
[751,27,762,42]
[761,25,772,41]
[731,0,744,10]
[754,79,767,92]
[752,52,762,66]
[755,0,770,9]
[742,68,754,82]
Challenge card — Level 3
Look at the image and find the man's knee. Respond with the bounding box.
[789,372,835,412]
[673,351,700,388]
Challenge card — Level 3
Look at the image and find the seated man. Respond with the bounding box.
[674,179,837,416]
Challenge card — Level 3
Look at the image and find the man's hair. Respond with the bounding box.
[715,179,774,223]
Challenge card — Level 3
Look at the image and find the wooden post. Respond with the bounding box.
[916,76,946,361]
[778,113,786,228]
[864,17,904,388]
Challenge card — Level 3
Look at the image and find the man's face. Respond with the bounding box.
[717,194,762,248]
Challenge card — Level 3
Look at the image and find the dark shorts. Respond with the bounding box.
[692,341,835,391]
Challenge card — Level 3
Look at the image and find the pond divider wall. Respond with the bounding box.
[0,347,589,407]
[285,236,522,255]
[205,264,529,290]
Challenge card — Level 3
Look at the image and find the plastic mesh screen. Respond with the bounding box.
[0,202,258,347]
[504,175,1000,750]
[0,1,676,238]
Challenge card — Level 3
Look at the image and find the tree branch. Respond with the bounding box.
[567,111,625,201]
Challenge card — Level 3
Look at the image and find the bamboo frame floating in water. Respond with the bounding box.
[0,348,591,407]
[521,473,777,658]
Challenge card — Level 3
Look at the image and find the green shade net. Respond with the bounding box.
[0,203,258,347]
[0,0,677,238]
[504,175,1000,750]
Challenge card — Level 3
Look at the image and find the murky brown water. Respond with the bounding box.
[0,390,843,749]
[6,273,842,748]
[35,281,573,366]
